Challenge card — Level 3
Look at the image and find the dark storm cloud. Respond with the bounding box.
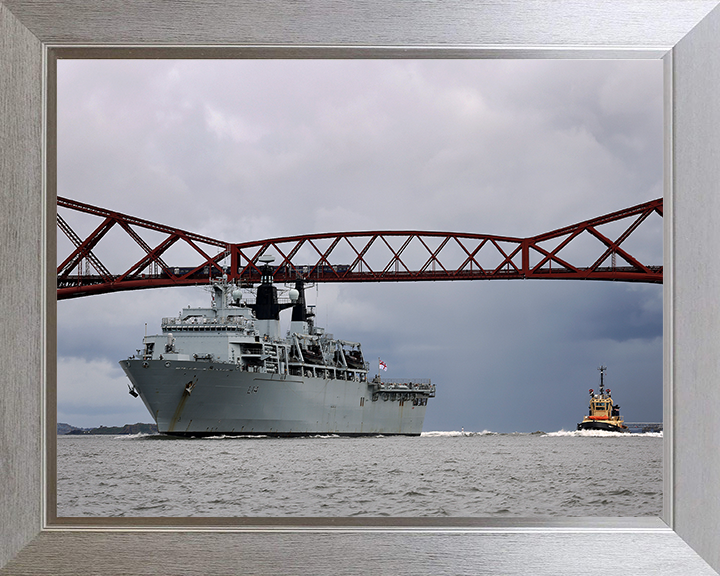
[56,59,663,430]
[332,280,662,432]
[565,284,662,342]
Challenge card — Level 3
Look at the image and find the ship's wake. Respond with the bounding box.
[421,430,498,437]
[421,429,662,438]
[545,429,663,438]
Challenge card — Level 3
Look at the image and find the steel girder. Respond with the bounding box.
[57,196,663,300]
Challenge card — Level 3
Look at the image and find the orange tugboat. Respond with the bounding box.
[577,366,629,432]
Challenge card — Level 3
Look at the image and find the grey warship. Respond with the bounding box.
[120,256,435,436]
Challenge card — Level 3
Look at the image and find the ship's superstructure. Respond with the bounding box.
[577,366,628,432]
[120,257,435,436]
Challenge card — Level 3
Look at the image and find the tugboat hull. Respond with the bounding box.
[577,420,628,433]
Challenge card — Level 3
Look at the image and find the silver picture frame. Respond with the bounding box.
[2,1,720,573]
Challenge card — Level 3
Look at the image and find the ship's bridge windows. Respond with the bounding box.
[143,342,154,358]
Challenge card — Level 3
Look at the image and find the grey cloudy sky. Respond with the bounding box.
[57,59,663,432]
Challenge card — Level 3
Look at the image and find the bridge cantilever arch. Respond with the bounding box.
[56,196,663,300]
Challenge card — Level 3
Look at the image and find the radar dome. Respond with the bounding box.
[232,289,243,301]
[288,288,299,302]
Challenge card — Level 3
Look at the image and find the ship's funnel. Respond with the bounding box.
[252,260,281,320]
[291,280,308,322]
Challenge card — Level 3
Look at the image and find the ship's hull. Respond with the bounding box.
[120,359,429,436]
[577,420,629,433]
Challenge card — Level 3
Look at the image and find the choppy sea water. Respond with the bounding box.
[57,430,662,517]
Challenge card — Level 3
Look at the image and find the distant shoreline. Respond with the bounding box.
[58,422,158,435]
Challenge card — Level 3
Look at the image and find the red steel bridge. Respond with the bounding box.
[57,196,663,300]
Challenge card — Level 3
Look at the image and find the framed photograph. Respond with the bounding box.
[53,58,664,520]
[2,1,720,574]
